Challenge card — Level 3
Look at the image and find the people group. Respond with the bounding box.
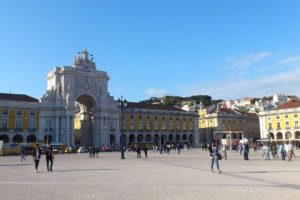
[262,141,296,161]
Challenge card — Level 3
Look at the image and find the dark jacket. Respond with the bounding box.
[46,148,54,160]
[33,149,42,160]
[208,146,220,157]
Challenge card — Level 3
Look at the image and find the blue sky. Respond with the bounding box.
[1,0,300,102]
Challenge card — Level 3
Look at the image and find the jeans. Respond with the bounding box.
[210,156,219,170]
[46,158,53,171]
[34,160,40,170]
[266,152,270,160]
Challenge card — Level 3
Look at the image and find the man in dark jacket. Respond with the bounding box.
[33,144,42,173]
[45,144,54,171]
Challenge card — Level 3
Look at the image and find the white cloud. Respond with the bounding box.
[226,51,271,71]
[145,88,168,98]
[179,53,300,100]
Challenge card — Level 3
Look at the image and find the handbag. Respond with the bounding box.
[216,152,222,160]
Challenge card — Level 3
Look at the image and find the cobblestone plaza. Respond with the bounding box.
[0,149,299,200]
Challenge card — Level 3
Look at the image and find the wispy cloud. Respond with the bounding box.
[226,51,271,71]
[179,52,300,99]
[145,88,168,98]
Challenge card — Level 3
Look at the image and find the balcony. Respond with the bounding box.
[27,128,37,133]
[0,128,8,132]
[14,128,23,132]
[44,128,53,132]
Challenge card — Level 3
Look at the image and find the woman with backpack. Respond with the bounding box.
[208,140,222,174]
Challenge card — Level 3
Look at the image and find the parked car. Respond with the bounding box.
[78,147,88,153]
[101,146,112,152]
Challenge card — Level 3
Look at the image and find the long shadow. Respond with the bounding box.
[54,168,118,173]
[142,156,300,191]
[0,163,32,167]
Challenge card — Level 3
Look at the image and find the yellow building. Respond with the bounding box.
[199,104,260,145]
[0,93,39,144]
[121,102,198,147]
[259,100,300,142]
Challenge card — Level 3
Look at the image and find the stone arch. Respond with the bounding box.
[285,132,292,140]
[0,134,9,143]
[44,134,52,144]
[176,134,180,142]
[276,132,283,140]
[145,134,151,142]
[137,134,143,143]
[13,134,23,143]
[129,134,135,143]
[154,134,159,146]
[27,135,37,143]
[269,132,274,139]
[168,134,174,142]
[110,134,115,146]
[182,134,187,141]
[295,131,300,139]
[75,94,97,147]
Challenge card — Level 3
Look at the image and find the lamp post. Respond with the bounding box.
[118,97,127,159]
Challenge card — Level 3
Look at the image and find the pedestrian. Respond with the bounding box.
[177,144,181,154]
[45,144,54,172]
[243,143,249,160]
[144,146,148,158]
[279,142,286,160]
[265,143,270,160]
[221,144,227,160]
[286,141,293,162]
[89,146,92,158]
[32,144,42,173]
[208,140,222,174]
[20,144,26,162]
[137,146,141,158]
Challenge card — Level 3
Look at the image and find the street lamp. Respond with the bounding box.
[118,97,127,159]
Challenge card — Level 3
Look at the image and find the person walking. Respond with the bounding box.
[137,146,141,158]
[244,143,249,160]
[20,144,26,162]
[279,142,286,160]
[143,146,148,158]
[45,144,54,172]
[265,143,271,160]
[221,144,227,160]
[286,141,293,162]
[177,144,181,155]
[208,140,222,174]
[33,144,42,173]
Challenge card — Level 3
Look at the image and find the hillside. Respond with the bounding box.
[139,95,223,107]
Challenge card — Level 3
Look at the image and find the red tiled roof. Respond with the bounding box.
[276,100,300,110]
[0,93,39,102]
[127,102,184,112]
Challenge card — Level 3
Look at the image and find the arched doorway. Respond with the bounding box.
[129,134,135,143]
[154,134,159,146]
[269,132,274,140]
[276,132,283,140]
[110,134,115,146]
[44,134,52,144]
[137,134,143,143]
[27,135,36,143]
[145,134,151,142]
[75,95,96,147]
[295,131,300,139]
[13,134,23,143]
[120,134,127,146]
[0,134,9,143]
[189,134,194,145]
[168,134,174,142]
[182,134,187,141]
[176,134,180,142]
[285,132,292,140]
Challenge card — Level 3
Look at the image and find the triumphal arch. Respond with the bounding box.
[39,49,120,147]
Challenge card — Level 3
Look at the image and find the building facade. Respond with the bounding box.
[259,100,300,142]
[199,104,260,145]
[0,49,199,147]
[122,102,199,147]
[0,94,40,144]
